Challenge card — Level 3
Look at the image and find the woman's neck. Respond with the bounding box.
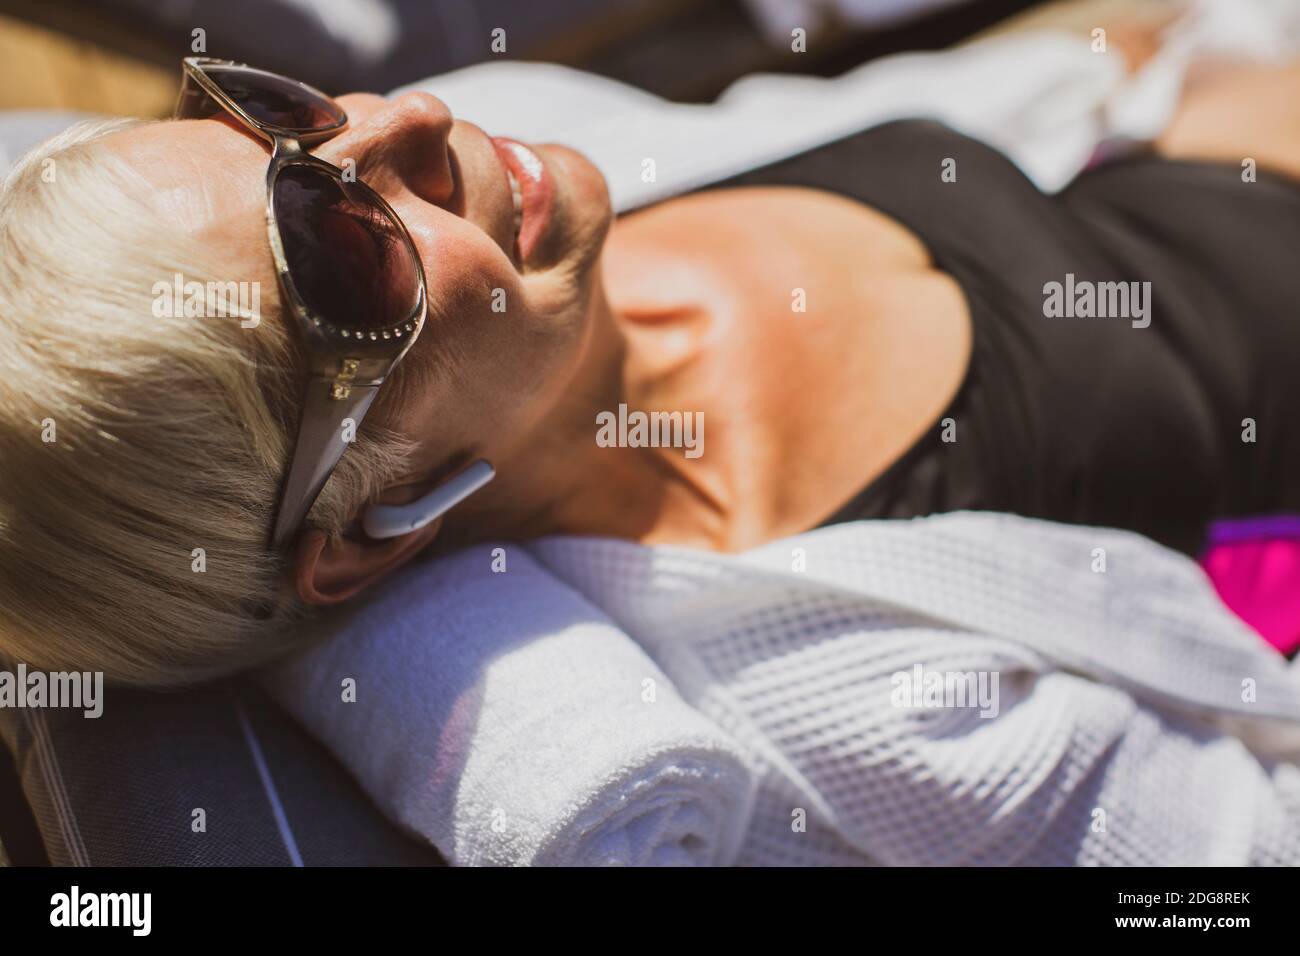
[442,262,726,547]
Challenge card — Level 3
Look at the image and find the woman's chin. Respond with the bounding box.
[530,142,613,273]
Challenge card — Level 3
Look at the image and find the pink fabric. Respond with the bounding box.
[1201,537,1300,656]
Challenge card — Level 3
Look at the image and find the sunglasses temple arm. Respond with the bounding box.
[173,69,212,120]
[271,379,379,551]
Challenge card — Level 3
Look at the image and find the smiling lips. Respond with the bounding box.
[490,137,553,264]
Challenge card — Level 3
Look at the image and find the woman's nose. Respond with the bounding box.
[326,91,457,207]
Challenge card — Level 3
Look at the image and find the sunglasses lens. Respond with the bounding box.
[273,166,422,332]
[200,65,345,133]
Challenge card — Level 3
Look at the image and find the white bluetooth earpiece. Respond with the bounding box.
[361,459,495,540]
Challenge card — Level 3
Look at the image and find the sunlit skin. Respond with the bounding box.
[104,45,1300,605]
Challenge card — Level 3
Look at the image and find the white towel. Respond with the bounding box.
[527,514,1300,866]
[394,31,1117,204]
[261,546,756,866]
[267,513,1300,866]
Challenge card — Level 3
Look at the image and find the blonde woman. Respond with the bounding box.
[2,50,1299,686]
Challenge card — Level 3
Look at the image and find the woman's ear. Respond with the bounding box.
[292,519,443,605]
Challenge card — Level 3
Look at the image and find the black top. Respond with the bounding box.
[714,120,1300,555]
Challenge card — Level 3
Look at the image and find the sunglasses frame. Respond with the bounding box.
[176,58,429,551]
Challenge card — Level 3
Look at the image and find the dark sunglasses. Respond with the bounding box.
[175,57,431,550]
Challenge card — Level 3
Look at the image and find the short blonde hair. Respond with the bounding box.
[0,118,414,687]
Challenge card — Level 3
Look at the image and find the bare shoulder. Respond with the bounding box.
[601,183,972,549]
[602,184,933,326]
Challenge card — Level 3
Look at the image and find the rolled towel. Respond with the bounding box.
[261,545,756,866]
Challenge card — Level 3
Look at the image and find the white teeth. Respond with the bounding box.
[506,169,523,237]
